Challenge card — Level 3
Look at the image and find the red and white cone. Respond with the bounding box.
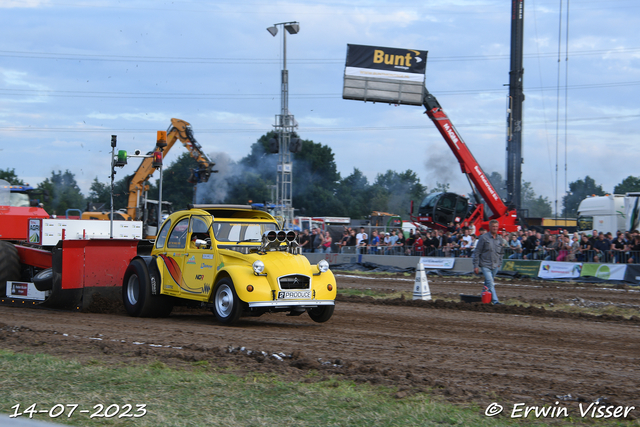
[413,262,432,301]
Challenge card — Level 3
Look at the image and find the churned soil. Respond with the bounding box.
[1,273,639,414]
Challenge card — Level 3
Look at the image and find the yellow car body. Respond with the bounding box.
[122,204,336,324]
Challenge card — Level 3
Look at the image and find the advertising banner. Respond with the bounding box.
[538,261,583,279]
[624,264,640,284]
[420,257,455,269]
[345,44,428,81]
[343,44,427,106]
[580,263,627,281]
[501,260,541,277]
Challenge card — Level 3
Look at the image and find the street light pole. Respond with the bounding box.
[267,21,299,228]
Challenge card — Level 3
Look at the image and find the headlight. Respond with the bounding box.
[252,260,265,274]
[317,259,329,273]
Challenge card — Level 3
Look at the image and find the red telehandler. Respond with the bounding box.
[409,89,520,234]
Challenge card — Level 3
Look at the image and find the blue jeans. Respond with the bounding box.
[481,266,500,304]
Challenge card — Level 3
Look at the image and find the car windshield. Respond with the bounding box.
[211,221,277,243]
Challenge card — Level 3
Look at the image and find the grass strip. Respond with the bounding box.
[0,350,565,427]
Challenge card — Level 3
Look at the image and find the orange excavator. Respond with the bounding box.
[126,118,215,238]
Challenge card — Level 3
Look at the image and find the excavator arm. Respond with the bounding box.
[127,118,215,220]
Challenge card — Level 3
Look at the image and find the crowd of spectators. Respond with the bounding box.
[297,224,640,264]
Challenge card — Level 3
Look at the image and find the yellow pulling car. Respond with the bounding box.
[122,204,336,324]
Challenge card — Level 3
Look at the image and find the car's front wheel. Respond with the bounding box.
[307,305,334,323]
[212,278,243,325]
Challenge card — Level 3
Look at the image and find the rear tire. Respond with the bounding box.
[0,241,20,295]
[212,278,243,325]
[307,305,334,323]
[122,258,173,318]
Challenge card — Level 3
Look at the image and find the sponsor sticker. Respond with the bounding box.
[186,256,196,265]
[277,290,311,300]
[201,263,213,269]
[203,254,213,260]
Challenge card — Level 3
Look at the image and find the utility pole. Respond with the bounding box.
[506,0,525,212]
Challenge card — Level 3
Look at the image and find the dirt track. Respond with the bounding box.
[1,273,639,415]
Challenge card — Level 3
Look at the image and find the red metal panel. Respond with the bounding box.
[83,240,138,289]
[0,206,49,241]
[60,240,86,290]
[59,239,138,291]
[15,245,53,269]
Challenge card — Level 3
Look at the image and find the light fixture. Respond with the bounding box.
[267,26,278,37]
[284,23,299,34]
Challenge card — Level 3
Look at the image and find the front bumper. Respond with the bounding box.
[248,299,335,308]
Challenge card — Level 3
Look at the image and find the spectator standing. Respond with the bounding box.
[593,233,611,262]
[339,230,350,252]
[395,229,405,255]
[386,230,399,255]
[369,230,380,254]
[610,232,628,263]
[321,231,333,253]
[628,234,640,263]
[413,232,424,256]
[346,229,357,250]
[568,235,580,261]
[309,228,319,253]
[555,235,570,262]
[299,229,311,253]
[425,230,440,256]
[473,219,505,305]
[507,232,523,259]
[405,230,416,256]
[356,227,368,247]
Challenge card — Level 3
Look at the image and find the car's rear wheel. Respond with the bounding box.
[122,258,173,318]
[307,305,334,323]
[212,278,243,325]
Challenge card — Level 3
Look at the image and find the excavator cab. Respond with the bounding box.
[418,192,469,229]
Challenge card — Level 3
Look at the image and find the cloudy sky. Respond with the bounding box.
[1,0,638,214]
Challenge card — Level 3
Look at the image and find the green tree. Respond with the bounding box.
[0,168,25,185]
[87,177,111,208]
[37,170,85,216]
[562,175,605,218]
[614,176,640,194]
[159,152,199,210]
[521,181,552,217]
[335,168,370,218]
[487,171,507,200]
[430,182,450,194]
[224,133,343,217]
[369,170,427,219]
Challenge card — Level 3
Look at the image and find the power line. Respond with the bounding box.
[1,114,638,134]
[0,46,639,64]
[1,80,638,100]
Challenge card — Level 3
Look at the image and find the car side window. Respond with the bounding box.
[189,216,211,243]
[155,218,172,249]
[166,218,189,249]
